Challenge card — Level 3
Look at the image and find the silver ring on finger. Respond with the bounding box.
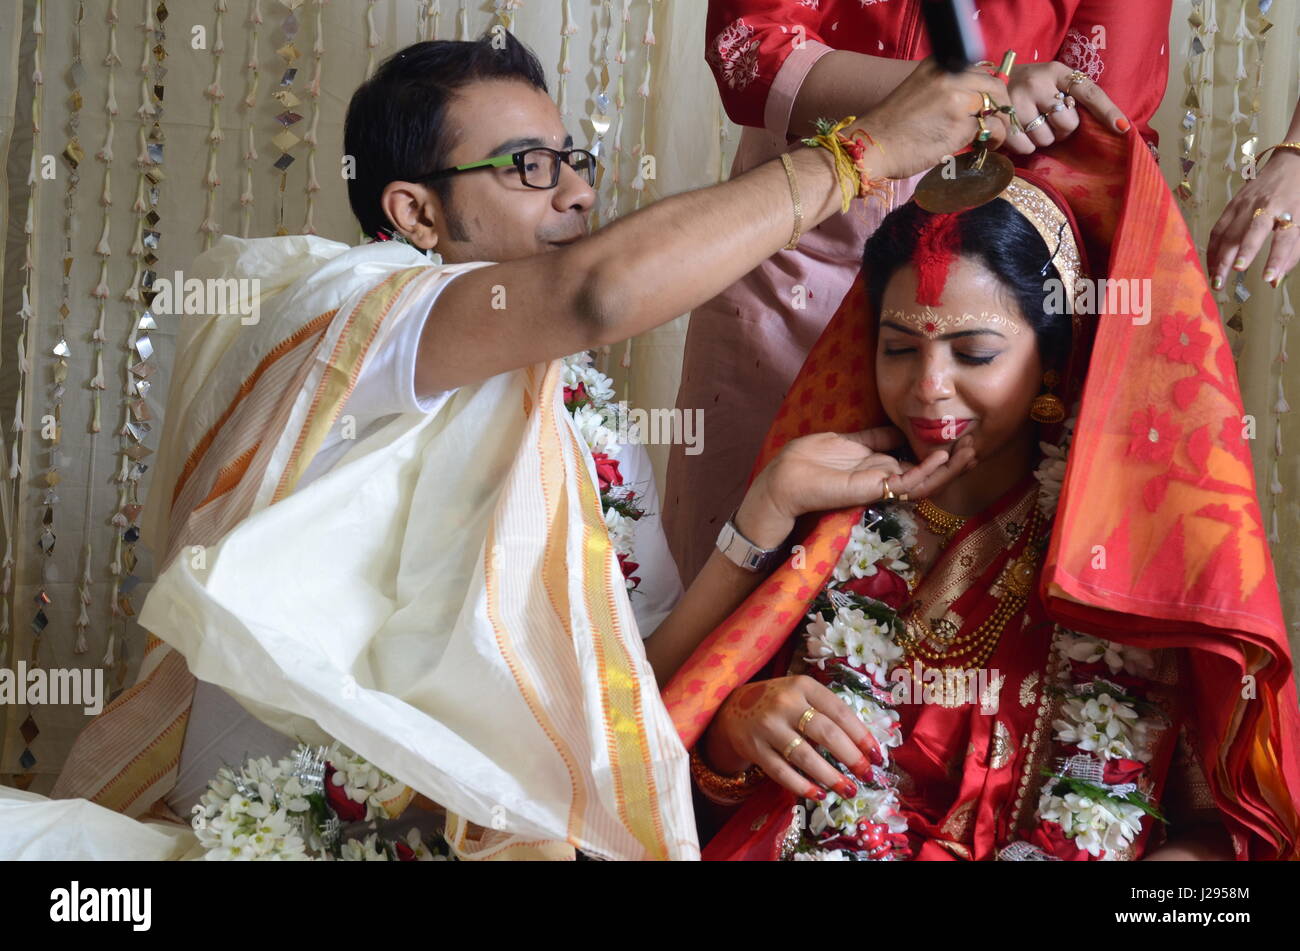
[1050,100,1068,114]
[1023,113,1050,134]
[781,734,804,761]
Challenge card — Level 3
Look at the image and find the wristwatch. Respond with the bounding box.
[715,512,785,573]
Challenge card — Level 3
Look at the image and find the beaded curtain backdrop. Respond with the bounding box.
[0,0,1294,789]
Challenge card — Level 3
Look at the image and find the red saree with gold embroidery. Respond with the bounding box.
[664,115,1300,860]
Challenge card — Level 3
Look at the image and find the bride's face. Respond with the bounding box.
[876,256,1044,464]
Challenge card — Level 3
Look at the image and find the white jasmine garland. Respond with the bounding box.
[803,605,903,687]
[789,503,917,860]
[604,507,636,560]
[1001,628,1169,860]
[892,507,920,551]
[1052,692,1147,761]
[561,351,646,594]
[572,402,619,454]
[1060,630,1157,678]
[340,832,391,862]
[791,848,851,861]
[195,742,451,861]
[326,744,410,822]
[807,783,908,839]
[561,350,617,404]
[832,523,913,584]
[833,684,903,764]
[1037,787,1146,859]
[1034,413,1077,521]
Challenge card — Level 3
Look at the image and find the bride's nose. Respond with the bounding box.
[915,351,955,403]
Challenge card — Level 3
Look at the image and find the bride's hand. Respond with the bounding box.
[703,675,884,800]
[733,427,977,549]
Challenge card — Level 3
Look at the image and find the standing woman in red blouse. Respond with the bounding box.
[665,0,1172,584]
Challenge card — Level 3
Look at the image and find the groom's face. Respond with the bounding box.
[428,79,597,264]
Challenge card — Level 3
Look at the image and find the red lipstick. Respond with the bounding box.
[908,417,971,444]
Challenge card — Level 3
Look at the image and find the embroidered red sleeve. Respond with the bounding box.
[1062,0,1173,145]
[705,0,832,128]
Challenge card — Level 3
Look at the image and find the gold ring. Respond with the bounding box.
[1253,207,1268,219]
[899,493,910,502]
[975,116,992,143]
[1063,70,1088,97]
[1276,212,1295,231]
[882,478,896,501]
[977,91,997,118]
[797,707,817,734]
[782,735,804,761]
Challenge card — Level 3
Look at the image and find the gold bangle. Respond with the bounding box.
[1259,141,1300,162]
[689,745,765,805]
[779,152,803,251]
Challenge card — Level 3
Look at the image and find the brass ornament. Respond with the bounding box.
[914,150,1016,214]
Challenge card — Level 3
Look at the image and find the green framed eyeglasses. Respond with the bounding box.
[419,147,598,190]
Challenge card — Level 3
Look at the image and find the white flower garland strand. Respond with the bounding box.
[1032,413,1076,522]
[787,505,920,861]
[1009,418,1169,860]
[1026,634,1167,860]
[194,741,453,861]
[561,352,645,592]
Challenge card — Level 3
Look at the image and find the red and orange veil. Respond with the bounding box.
[663,115,1300,860]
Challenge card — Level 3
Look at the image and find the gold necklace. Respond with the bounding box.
[916,498,968,541]
[900,504,1045,670]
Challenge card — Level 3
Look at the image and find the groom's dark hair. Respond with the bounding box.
[344,32,549,239]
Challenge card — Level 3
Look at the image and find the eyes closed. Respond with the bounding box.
[880,343,1001,366]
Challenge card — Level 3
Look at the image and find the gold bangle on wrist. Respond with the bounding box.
[779,153,803,250]
[1259,141,1300,162]
[689,745,765,805]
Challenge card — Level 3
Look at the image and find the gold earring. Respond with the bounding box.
[1030,370,1066,424]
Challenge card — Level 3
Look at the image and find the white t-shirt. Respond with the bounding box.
[165,275,684,818]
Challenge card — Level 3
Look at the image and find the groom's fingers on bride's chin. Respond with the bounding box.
[863,453,904,475]
[844,427,906,451]
[896,455,963,498]
[893,451,949,491]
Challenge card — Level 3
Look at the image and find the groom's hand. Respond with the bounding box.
[860,58,1014,180]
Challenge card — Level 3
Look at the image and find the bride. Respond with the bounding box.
[665,118,1300,861]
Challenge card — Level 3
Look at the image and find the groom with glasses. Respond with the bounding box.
[415,142,598,191]
[52,30,1012,859]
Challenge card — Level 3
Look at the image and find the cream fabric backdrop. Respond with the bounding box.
[0,0,1293,788]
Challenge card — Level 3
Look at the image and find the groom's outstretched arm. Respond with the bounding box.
[414,60,1011,395]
